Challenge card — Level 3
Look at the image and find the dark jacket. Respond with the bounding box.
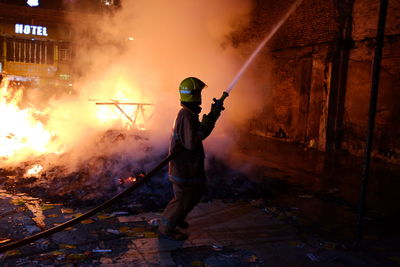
[168,105,206,185]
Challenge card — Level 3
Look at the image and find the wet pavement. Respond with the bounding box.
[230,134,400,265]
[0,191,388,266]
[0,135,399,266]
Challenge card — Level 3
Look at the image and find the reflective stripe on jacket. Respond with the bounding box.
[168,105,206,185]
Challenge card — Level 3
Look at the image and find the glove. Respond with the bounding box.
[210,97,225,120]
[198,93,227,140]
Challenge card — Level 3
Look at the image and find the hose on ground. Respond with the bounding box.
[0,150,178,252]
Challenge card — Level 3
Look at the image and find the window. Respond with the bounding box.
[102,0,113,6]
[6,38,54,64]
[58,43,70,63]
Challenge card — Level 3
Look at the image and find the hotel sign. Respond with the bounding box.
[15,24,48,36]
[27,0,39,7]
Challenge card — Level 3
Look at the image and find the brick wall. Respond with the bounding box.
[342,0,400,163]
[235,0,338,49]
[236,0,338,147]
[235,0,400,163]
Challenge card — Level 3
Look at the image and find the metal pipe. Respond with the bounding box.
[355,0,388,246]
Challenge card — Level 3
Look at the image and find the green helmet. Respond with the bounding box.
[179,77,206,103]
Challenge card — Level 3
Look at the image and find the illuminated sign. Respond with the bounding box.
[15,24,48,36]
[27,0,39,7]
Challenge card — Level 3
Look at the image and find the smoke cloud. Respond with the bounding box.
[60,0,262,161]
[2,0,271,184]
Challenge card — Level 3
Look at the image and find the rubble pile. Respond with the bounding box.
[0,130,265,212]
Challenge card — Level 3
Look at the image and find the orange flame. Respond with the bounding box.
[94,84,153,130]
[0,79,52,161]
[25,164,44,177]
[0,76,153,165]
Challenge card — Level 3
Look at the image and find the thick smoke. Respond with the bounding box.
[3,0,270,183]
[55,0,262,165]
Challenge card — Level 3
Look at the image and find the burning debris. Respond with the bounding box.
[0,78,53,161]
[0,79,154,208]
[24,164,44,178]
[0,72,264,212]
[1,129,155,203]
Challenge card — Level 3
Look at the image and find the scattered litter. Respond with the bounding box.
[10,199,25,205]
[119,226,130,233]
[67,253,87,261]
[59,244,76,249]
[298,195,313,199]
[17,206,27,212]
[0,238,11,244]
[119,176,137,184]
[148,218,159,227]
[56,254,66,261]
[111,211,129,216]
[5,250,21,257]
[306,253,320,262]
[97,214,112,220]
[144,232,157,238]
[107,229,120,235]
[61,208,74,214]
[92,249,112,253]
[40,204,55,210]
[49,251,65,256]
[211,244,224,251]
[81,219,95,224]
[118,226,146,237]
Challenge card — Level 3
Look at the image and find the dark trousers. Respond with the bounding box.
[159,182,205,233]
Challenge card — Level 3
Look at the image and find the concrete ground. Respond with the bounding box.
[0,195,393,266]
[0,136,399,266]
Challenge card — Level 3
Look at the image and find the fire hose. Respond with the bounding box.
[0,0,302,252]
[0,151,177,252]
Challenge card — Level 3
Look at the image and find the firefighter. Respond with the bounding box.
[158,77,224,240]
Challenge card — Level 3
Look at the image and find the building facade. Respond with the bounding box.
[239,0,400,164]
[0,2,73,94]
[0,0,119,96]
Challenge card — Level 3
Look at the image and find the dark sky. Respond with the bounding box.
[0,0,63,9]
[0,0,117,11]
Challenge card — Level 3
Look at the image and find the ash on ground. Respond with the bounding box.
[0,130,265,213]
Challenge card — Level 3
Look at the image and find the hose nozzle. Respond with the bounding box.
[213,91,229,106]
